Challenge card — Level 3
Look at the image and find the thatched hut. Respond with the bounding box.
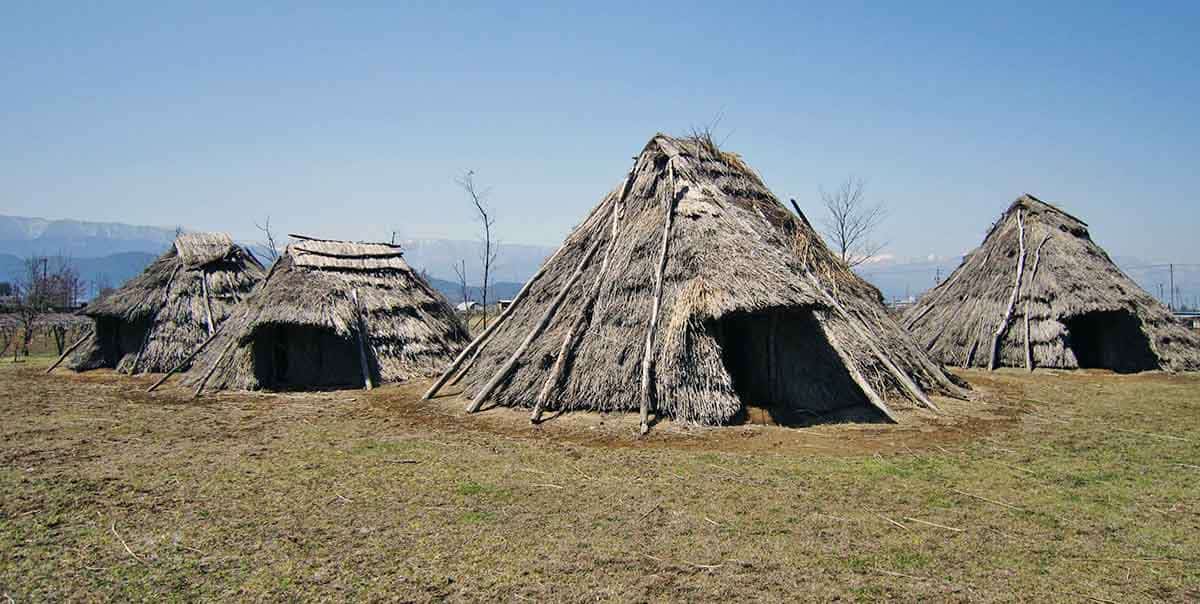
[426,134,966,430]
[903,195,1200,373]
[69,233,264,373]
[182,236,469,392]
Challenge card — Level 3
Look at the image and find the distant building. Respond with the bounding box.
[497,299,514,312]
[1176,312,1200,331]
[455,301,480,312]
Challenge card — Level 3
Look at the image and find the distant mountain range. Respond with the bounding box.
[1,214,1194,309]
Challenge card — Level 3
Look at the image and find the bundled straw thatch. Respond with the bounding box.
[69,233,264,373]
[426,134,966,430]
[904,195,1200,373]
[181,236,469,392]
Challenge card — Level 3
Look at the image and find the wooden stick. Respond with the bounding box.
[351,289,374,391]
[147,329,221,392]
[192,337,237,398]
[1023,234,1051,372]
[422,229,576,400]
[44,329,93,374]
[903,517,964,532]
[951,488,1026,512]
[639,161,680,434]
[201,272,215,336]
[531,167,635,422]
[466,228,608,413]
[989,210,1026,370]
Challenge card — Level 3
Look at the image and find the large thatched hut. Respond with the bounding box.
[426,134,966,430]
[903,195,1200,373]
[182,236,469,392]
[70,233,264,373]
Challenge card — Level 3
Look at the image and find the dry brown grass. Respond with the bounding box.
[2,357,1198,602]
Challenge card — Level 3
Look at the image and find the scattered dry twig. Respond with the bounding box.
[903,517,964,532]
[1115,428,1189,443]
[876,513,911,531]
[110,520,144,564]
[951,489,1027,512]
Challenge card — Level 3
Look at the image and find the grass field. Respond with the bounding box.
[2,356,1198,602]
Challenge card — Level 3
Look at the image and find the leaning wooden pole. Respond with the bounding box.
[147,329,221,392]
[988,210,1026,371]
[531,169,635,423]
[421,234,574,401]
[201,273,216,335]
[639,161,680,434]
[1023,235,1051,372]
[44,329,93,374]
[351,289,374,391]
[821,323,900,423]
[466,229,608,413]
[806,269,939,413]
[192,338,237,399]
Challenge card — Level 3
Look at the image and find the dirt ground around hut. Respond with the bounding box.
[3,358,1199,602]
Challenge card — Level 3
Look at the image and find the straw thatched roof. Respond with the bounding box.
[70,233,264,373]
[903,195,1200,372]
[181,235,470,392]
[427,134,966,429]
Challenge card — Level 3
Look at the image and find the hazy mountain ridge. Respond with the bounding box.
[0,215,177,258]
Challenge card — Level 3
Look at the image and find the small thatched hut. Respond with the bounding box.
[70,233,264,373]
[182,236,469,392]
[903,195,1200,373]
[426,134,966,430]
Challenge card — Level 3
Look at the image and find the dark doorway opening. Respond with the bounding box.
[712,307,886,426]
[94,318,150,367]
[1064,310,1158,373]
[251,324,370,390]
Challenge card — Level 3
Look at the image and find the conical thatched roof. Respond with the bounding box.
[426,134,966,430]
[71,233,265,373]
[904,195,1200,373]
[181,235,470,392]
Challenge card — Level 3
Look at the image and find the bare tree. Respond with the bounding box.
[0,319,13,360]
[818,177,887,267]
[92,273,115,300]
[455,170,498,328]
[255,216,280,263]
[452,259,470,305]
[14,256,49,359]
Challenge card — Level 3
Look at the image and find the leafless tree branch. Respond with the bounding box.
[819,177,888,267]
[456,170,498,329]
[255,216,280,263]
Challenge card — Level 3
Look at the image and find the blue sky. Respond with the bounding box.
[2,2,1198,265]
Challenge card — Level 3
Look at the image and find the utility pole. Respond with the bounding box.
[1169,263,1175,310]
[935,267,941,285]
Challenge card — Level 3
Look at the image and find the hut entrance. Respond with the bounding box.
[1064,310,1158,373]
[94,318,150,366]
[252,325,369,389]
[713,308,884,426]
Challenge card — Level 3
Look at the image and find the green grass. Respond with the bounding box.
[1,360,1198,602]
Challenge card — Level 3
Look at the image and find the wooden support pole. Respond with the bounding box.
[820,316,900,423]
[45,329,94,374]
[806,269,939,413]
[351,289,374,391]
[422,232,574,400]
[201,273,215,336]
[989,210,1026,371]
[639,161,680,434]
[467,229,608,413]
[147,330,220,392]
[192,337,237,398]
[531,169,635,423]
[1023,235,1051,372]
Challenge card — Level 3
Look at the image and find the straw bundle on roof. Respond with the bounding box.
[427,134,966,429]
[904,195,1200,373]
[70,233,264,373]
[181,236,469,392]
